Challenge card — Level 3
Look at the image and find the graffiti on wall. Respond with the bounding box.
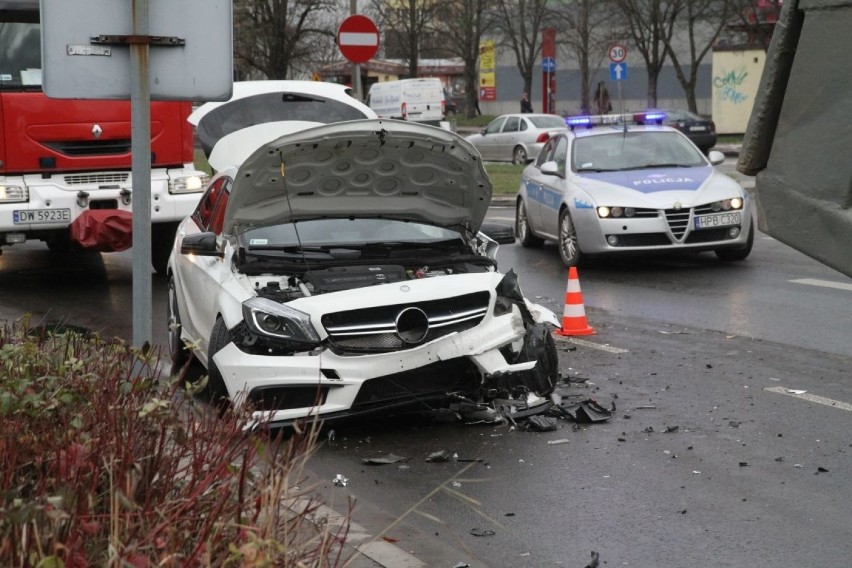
[714,68,749,105]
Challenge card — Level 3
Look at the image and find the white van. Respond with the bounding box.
[366,78,445,125]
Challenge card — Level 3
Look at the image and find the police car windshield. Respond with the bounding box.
[573,131,706,172]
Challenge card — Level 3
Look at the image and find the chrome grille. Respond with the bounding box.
[65,173,130,186]
[322,291,490,355]
[665,208,691,240]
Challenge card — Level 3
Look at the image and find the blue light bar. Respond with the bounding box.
[643,111,666,123]
[566,115,592,127]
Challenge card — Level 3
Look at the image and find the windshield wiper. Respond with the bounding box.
[631,163,696,169]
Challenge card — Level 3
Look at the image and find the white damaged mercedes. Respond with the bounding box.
[168,84,560,426]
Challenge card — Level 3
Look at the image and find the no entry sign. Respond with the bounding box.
[337,15,380,64]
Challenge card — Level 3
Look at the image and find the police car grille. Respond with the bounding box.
[322,291,490,355]
[665,208,691,240]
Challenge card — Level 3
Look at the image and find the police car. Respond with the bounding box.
[515,112,754,266]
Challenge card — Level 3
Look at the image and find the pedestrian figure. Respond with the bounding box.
[520,92,533,113]
[594,82,612,115]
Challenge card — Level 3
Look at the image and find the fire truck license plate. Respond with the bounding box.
[13,209,72,225]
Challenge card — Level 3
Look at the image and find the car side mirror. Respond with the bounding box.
[540,161,563,178]
[180,231,224,258]
[707,150,725,165]
[481,128,487,136]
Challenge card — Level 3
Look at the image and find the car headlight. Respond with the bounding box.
[711,198,743,211]
[242,298,321,346]
[170,173,209,194]
[597,206,635,219]
[0,185,28,203]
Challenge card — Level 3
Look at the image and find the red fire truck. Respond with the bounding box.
[0,1,208,273]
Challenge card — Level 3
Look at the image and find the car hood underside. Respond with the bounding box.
[224,119,493,236]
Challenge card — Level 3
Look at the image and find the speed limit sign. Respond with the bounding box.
[608,44,627,63]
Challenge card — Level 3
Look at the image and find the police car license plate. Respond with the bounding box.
[689,125,706,131]
[694,212,740,229]
[13,208,72,225]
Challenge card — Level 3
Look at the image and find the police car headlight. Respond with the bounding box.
[611,207,624,218]
[624,207,636,218]
[242,298,321,346]
[0,185,28,203]
[730,197,743,210]
[597,206,611,218]
[170,173,209,194]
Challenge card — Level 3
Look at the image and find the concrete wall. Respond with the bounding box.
[712,49,765,134]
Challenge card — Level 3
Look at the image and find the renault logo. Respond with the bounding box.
[92,124,103,138]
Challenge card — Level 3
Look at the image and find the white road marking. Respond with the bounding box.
[554,335,630,354]
[790,278,852,292]
[765,386,852,412]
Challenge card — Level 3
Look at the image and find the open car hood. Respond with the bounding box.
[189,80,376,171]
[224,119,492,235]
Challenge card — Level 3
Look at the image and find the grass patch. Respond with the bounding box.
[717,134,743,144]
[485,163,525,196]
[454,114,495,128]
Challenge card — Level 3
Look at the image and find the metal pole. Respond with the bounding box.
[350,0,362,100]
[131,0,152,350]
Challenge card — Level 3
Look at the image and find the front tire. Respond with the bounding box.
[512,145,528,165]
[558,208,583,267]
[516,200,543,247]
[205,318,232,408]
[167,276,189,374]
[715,222,754,261]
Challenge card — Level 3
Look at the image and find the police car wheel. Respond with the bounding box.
[558,208,583,267]
[715,222,753,261]
[512,146,528,165]
[516,200,543,247]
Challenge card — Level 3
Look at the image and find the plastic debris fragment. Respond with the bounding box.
[470,528,496,537]
[426,450,451,463]
[362,454,407,465]
[332,474,349,487]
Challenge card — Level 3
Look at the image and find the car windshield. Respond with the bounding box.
[529,116,567,129]
[238,219,464,253]
[572,131,706,172]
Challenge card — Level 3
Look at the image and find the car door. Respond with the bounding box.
[520,136,559,232]
[497,116,521,161]
[173,176,233,357]
[476,116,507,160]
[537,135,569,238]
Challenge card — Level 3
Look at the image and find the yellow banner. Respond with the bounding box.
[479,40,496,101]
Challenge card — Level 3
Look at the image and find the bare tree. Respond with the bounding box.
[437,0,494,118]
[726,0,783,50]
[493,0,551,100]
[234,0,338,80]
[614,0,682,107]
[664,0,732,112]
[554,0,620,114]
[368,0,440,78]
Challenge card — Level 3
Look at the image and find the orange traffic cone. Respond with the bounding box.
[554,267,595,336]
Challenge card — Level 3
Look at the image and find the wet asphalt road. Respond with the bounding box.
[0,205,850,567]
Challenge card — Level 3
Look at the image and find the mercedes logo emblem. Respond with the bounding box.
[395,307,429,344]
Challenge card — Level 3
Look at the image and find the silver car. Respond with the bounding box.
[466,113,568,164]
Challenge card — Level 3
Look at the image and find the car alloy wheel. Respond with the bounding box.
[512,146,528,165]
[516,200,543,247]
[558,208,583,267]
